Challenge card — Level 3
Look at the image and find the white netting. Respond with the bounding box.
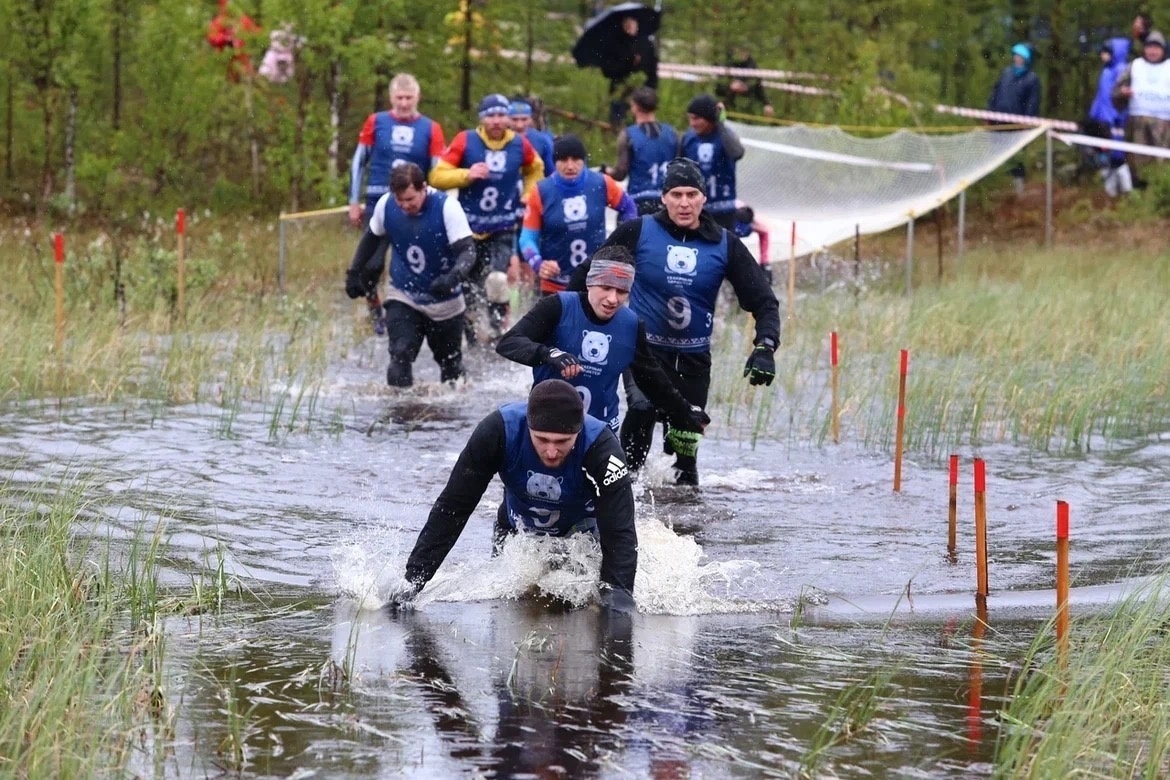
[731,122,1047,260]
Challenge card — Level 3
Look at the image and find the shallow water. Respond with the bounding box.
[5,330,1170,777]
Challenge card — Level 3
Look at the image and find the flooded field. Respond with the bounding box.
[5,325,1169,777]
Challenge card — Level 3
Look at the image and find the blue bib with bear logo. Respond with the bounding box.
[499,402,606,535]
[627,122,680,202]
[537,172,610,289]
[532,292,639,432]
[631,216,729,352]
[680,129,737,214]
[368,114,435,198]
[456,132,525,234]
[381,191,461,305]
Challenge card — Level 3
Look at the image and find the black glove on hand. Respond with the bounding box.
[345,270,368,300]
[544,348,580,375]
[743,344,776,386]
[684,404,711,432]
[428,273,461,297]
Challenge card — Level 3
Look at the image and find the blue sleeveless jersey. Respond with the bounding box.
[525,129,555,176]
[680,129,737,213]
[537,172,609,289]
[627,122,679,202]
[532,293,639,432]
[457,132,525,234]
[368,114,435,198]
[631,216,729,352]
[499,402,606,535]
[382,191,461,305]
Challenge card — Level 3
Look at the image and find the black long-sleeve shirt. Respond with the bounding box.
[568,211,781,350]
[495,291,698,424]
[404,410,638,595]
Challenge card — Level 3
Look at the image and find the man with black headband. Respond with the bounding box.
[497,245,709,435]
[394,379,638,612]
[569,157,780,487]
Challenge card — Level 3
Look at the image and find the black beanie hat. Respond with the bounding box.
[527,379,584,433]
[662,157,704,193]
[553,134,588,162]
[686,94,720,123]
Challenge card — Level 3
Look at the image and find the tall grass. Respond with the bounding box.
[0,482,164,777]
[993,584,1170,778]
[710,246,1170,456]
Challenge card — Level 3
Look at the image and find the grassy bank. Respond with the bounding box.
[0,483,164,777]
[993,584,1170,777]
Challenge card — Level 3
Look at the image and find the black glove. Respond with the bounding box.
[599,586,637,614]
[743,344,776,386]
[345,270,368,300]
[544,347,580,375]
[385,580,421,612]
[428,273,461,297]
[672,404,710,433]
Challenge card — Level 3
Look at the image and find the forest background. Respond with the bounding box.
[2,0,1164,220]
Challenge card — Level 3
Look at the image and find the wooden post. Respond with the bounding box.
[787,222,796,321]
[893,349,908,492]
[948,454,959,556]
[974,458,989,598]
[53,233,65,352]
[1056,500,1070,655]
[176,208,187,321]
[830,331,839,444]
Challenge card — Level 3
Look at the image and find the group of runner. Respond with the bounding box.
[343,74,781,611]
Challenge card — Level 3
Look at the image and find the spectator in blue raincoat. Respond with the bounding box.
[1087,37,1133,197]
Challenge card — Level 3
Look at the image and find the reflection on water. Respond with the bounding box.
[3,345,1170,775]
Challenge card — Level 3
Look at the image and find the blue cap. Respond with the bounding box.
[478,93,511,118]
[509,100,533,117]
[1011,43,1032,63]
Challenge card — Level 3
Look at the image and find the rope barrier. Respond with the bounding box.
[279,205,348,221]
[1052,131,1170,160]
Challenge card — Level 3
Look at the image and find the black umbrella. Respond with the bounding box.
[571,2,662,69]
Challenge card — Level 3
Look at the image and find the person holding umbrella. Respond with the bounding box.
[572,2,661,127]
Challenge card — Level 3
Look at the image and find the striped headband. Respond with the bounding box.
[586,259,635,291]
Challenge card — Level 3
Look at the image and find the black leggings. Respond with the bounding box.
[384,300,464,386]
[620,348,711,473]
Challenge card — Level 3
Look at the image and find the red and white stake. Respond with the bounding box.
[974,458,989,598]
[176,208,187,320]
[830,331,839,443]
[893,349,908,491]
[53,233,65,352]
[1056,500,1070,652]
[948,454,959,555]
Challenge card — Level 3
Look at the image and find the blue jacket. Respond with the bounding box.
[987,67,1041,118]
[1089,38,1131,130]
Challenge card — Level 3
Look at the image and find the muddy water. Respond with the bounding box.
[4,335,1169,777]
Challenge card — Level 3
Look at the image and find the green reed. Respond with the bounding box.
[992,582,1170,778]
[710,245,1170,457]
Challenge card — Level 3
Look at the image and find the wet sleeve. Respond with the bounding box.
[629,321,697,422]
[405,412,505,589]
[349,144,370,205]
[441,194,474,243]
[719,122,745,161]
[724,232,781,349]
[495,294,563,366]
[610,130,632,182]
[429,133,472,190]
[584,429,637,595]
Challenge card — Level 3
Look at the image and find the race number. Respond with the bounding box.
[569,239,589,267]
[405,245,426,274]
[666,296,692,330]
[575,385,592,414]
[479,186,499,212]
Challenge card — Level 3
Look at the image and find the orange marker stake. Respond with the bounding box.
[830,331,839,443]
[53,233,65,352]
[974,458,988,597]
[176,208,187,321]
[948,454,959,556]
[787,222,796,321]
[1056,500,1070,656]
[893,349,908,492]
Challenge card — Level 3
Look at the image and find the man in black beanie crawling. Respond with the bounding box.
[394,379,638,612]
[568,157,780,487]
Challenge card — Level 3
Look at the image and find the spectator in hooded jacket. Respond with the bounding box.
[1088,37,1133,197]
[987,43,1042,193]
[1113,30,1170,188]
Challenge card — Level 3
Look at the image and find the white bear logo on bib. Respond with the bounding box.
[485,150,507,173]
[526,471,563,501]
[697,143,714,164]
[562,195,588,223]
[665,244,699,276]
[391,125,415,147]
[580,330,611,364]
